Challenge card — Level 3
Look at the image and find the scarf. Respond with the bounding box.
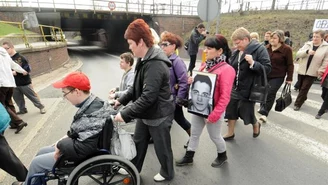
[205,54,226,70]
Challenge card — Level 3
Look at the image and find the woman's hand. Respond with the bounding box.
[206,119,214,124]
[114,112,124,122]
[187,76,193,85]
[113,100,121,109]
[108,93,115,100]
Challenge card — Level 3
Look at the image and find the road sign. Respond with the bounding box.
[23,12,39,28]
[108,1,116,11]
[313,19,328,31]
[197,0,219,22]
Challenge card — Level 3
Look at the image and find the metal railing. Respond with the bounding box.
[0,20,66,48]
[0,0,198,16]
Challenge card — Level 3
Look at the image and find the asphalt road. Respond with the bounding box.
[1,46,328,185]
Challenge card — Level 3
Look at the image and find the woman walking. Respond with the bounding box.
[160,31,191,148]
[258,30,294,122]
[176,34,235,167]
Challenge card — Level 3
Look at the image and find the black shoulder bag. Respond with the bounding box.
[248,65,269,103]
[274,83,292,112]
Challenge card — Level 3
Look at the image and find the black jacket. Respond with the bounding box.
[229,40,271,99]
[11,53,31,86]
[118,47,175,123]
[187,27,206,56]
[57,97,110,160]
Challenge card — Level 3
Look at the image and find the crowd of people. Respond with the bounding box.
[1,18,328,185]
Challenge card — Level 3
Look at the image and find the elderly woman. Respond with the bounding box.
[258,30,294,122]
[223,27,271,140]
[114,19,175,182]
[294,30,328,111]
[176,34,235,168]
[160,32,191,148]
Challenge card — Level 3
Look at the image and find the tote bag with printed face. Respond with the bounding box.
[0,103,10,133]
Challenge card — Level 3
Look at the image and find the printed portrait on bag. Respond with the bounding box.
[188,71,217,118]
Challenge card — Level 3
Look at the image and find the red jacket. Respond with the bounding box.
[321,66,328,85]
[199,62,236,123]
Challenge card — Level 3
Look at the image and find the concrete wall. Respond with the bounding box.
[152,15,202,38]
[17,44,70,77]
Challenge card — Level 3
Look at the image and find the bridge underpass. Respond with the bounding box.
[35,10,153,52]
[0,6,201,52]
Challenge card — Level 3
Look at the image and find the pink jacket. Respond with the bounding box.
[199,62,236,123]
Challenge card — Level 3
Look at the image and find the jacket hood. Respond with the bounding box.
[143,46,172,67]
[0,47,8,56]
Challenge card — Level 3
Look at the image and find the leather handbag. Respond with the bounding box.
[248,65,269,103]
[275,83,292,112]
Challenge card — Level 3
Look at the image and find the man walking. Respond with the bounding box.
[0,47,28,134]
[187,23,207,75]
[3,41,46,114]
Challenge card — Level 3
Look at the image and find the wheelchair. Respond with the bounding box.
[26,118,140,185]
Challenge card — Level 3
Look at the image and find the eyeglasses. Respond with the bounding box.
[192,90,210,99]
[62,89,75,97]
[160,42,171,47]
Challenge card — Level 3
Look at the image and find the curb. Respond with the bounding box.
[33,57,83,93]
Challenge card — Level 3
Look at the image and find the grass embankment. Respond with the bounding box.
[194,10,328,51]
[0,22,33,36]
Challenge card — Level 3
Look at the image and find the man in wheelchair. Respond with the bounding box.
[12,72,118,185]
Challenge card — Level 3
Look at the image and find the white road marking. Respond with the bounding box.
[265,122,328,164]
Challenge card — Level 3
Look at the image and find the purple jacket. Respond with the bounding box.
[169,54,189,100]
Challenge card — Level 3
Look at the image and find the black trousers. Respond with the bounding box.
[318,87,328,115]
[131,114,175,180]
[0,87,23,127]
[188,55,197,75]
[0,133,28,181]
[260,77,285,116]
[174,104,191,131]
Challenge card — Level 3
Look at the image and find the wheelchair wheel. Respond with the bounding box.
[66,155,140,185]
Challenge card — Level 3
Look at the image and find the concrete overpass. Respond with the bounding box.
[0,3,202,52]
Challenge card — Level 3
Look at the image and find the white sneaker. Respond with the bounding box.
[153,173,166,182]
[40,108,46,114]
[259,115,267,123]
[118,168,128,175]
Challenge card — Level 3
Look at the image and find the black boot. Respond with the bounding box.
[176,151,195,166]
[211,151,227,168]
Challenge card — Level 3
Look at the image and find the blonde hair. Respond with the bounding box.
[250,32,260,41]
[231,27,251,41]
[150,28,160,45]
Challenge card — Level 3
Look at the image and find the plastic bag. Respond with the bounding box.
[0,103,10,133]
[110,124,136,160]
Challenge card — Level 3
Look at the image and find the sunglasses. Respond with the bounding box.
[160,42,171,47]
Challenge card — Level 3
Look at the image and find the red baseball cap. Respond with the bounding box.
[53,71,91,91]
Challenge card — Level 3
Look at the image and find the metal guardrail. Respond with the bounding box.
[0,20,66,48]
[0,0,198,16]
